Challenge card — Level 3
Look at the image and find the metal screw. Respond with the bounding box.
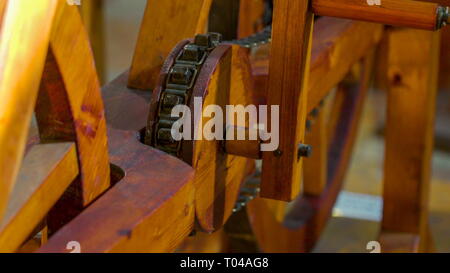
[306,120,312,131]
[437,6,449,29]
[298,144,312,159]
[273,149,283,157]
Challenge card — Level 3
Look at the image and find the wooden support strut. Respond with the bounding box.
[312,0,449,31]
[261,0,314,202]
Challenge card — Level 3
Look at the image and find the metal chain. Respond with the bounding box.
[226,25,272,48]
[149,27,273,156]
[232,172,261,213]
[148,26,328,216]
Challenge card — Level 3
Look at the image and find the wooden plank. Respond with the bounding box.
[208,0,240,40]
[146,41,255,232]
[47,2,111,205]
[187,45,255,232]
[303,103,328,196]
[0,143,78,252]
[0,0,58,220]
[312,0,441,31]
[38,71,196,252]
[238,0,266,38]
[128,0,212,90]
[0,0,7,24]
[261,0,314,201]
[379,232,420,253]
[248,52,374,252]
[80,0,105,82]
[382,28,440,251]
[177,229,228,253]
[251,17,384,114]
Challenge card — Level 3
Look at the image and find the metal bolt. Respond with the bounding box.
[306,120,312,131]
[437,6,449,29]
[273,149,283,157]
[310,108,320,118]
[298,144,312,159]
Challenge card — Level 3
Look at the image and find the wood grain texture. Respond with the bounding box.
[47,2,111,205]
[209,0,240,40]
[261,0,314,201]
[128,0,212,90]
[382,28,440,251]
[303,103,328,196]
[188,45,255,232]
[148,42,255,232]
[0,0,58,220]
[248,53,374,252]
[38,73,196,253]
[238,0,266,38]
[312,0,440,30]
[224,126,262,159]
[0,143,78,252]
[177,229,228,253]
[0,0,7,25]
[80,0,105,82]
[251,17,383,114]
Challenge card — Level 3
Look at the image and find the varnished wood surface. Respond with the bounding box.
[38,73,196,253]
[261,0,314,202]
[80,0,105,82]
[251,17,383,114]
[382,27,440,251]
[128,0,212,90]
[312,0,440,30]
[0,0,58,220]
[0,143,78,252]
[188,45,255,232]
[238,0,266,38]
[304,102,328,196]
[247,53,374,252]
[47,3,111,206]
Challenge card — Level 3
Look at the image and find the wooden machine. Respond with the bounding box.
[0,0,447,253]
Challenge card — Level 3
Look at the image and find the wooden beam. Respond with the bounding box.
[0,0,58,220]
[47,2,111,205]
[238,0,266,38]
[208,0,240,40]
[0,143,78,252]
[128,0,212,90]
[80,0,105,82]
[38,70,196,253]
[251,17,384,114]
[382,27,440,251]
[248,51,374,253]
[261,0,314,201]
[312,0,442,30]
[303,102,328,196]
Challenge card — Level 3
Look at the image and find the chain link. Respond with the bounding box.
[148,28,273,156]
